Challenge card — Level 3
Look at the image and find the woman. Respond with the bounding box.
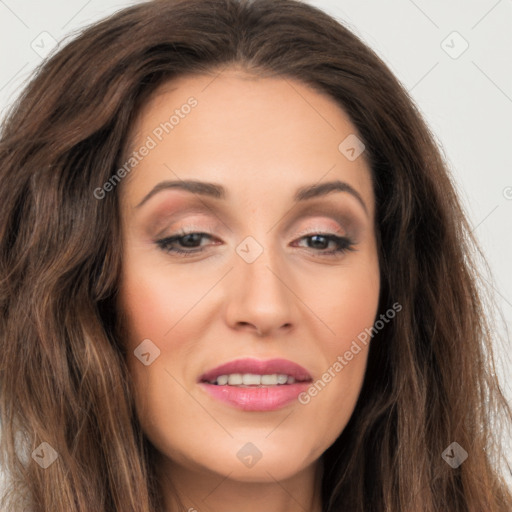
[0,0,510,510]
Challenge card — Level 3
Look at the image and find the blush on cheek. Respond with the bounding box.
[322,279,380,353]
[119,268,176,339]
[117,284,162,359]
[119,271,204,377]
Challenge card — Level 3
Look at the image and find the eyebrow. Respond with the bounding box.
[135,179,368,215]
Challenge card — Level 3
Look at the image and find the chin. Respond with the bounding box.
[159,432,320,483]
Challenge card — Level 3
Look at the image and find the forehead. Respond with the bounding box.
[121,70,374,217]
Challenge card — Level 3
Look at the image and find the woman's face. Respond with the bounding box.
[117,68,380,483]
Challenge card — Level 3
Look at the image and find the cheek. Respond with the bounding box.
[119,270,172,341]
[117,265,202,438]
[116,263,193,402]
[317,252,380,355]
[118,258,207,347]
[297,255,380,442]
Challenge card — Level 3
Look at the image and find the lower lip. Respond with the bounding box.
[199,382,311,411]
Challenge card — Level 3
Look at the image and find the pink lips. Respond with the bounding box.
[198,357,312,412]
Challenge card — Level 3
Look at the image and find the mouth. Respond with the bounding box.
[204,373,301,386]
[198,357,313,411]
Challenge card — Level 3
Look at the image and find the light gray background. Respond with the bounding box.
[0,0,511,480]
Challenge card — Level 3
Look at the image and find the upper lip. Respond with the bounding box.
[199,358,313,383]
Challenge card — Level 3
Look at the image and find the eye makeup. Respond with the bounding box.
[139,192,366,238]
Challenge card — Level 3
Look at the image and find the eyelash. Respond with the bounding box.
[155,229,356,258]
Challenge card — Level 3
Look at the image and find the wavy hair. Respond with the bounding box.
[0,0,511,510]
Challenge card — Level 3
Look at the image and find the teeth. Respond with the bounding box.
[243,374,262,385]
[261,374,277,385]
[276,374,288,384]
[228,374,243,385]
[211,373,298,386]
[216,375,229,385]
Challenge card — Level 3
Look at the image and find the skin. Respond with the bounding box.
[117,67,380,512]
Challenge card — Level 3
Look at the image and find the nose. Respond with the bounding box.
[223,246,297,337]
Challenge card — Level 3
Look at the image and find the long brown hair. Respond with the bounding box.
[1,0,511,510]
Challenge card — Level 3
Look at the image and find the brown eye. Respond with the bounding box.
[156,231,215,256]
[293,233,356,257]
